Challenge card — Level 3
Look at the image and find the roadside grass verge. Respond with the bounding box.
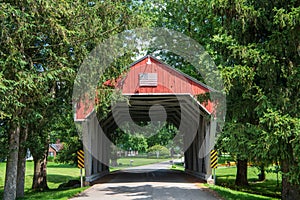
[1,158,281,200]
[205,183,279,200]
[0,161,87,200]
[216,166,281,198]
[18,187,88,200]
[218,154,235,166]
[170,162,280,199]
[170,162,184,171]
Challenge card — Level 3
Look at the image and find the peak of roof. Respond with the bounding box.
[129,55,216,92]
[50,143,63,152]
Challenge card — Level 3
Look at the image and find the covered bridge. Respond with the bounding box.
[75,55,217,183]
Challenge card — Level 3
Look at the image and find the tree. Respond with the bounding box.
[54,111,82,165]
[147,123,178,148]
[1,0,148,198]
[210,1,300,197]
[0,2,47,198]
[0,119,9,161]
[144,0,300,198]
[147,145,170,158]
[115,130,148,153]
[216,64,258,186]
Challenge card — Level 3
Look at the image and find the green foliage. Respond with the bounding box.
[216,122,262,161]
[0,1,152,195]
[56,136,82,166]
[215,166,281,198]
[0,0,298,197]
[0,122,8,160]
[257,110,300,184]
[110,157,169,171]
[116,130,148,152]
[50,109,81,165]
[95,56,137,121]
[113,122,180,155]
[147,145,170,158]
[147,123,178,148]
[47,156,55,162]
[146,0,300,195]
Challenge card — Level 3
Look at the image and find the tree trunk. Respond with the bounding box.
[32,141,49,191]
[3,126,20,200]
[16,126,28,198]
[110,146,118,167]
[281,160,300,200]
[235,159,249,186]
[111,159,118,167]
[258,165,266,181]
[32,156,49,190]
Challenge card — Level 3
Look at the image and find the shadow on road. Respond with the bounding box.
[99,184,210,200]
[92,169,205,184]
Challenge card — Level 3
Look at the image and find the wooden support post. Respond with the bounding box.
[213,168,216,185]
[80,168,83,187]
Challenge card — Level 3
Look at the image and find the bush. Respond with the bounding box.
[147,145,170,158]
[48,156,55,162]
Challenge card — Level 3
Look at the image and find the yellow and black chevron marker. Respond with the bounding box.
[210,150,218,169]
[77,150,84,169]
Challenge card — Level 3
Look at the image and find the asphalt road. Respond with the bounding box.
[69,161,220,200]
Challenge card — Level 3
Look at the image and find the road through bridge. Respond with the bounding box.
[70,162,221,200]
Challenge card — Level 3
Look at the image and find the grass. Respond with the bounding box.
[218,154,235,166]
[205,183,279,200]
[170,162,185,171]
[18,187,88,200]
[110,157,171,171]
[216,166,281,198]
[0,158,281,200]
[170,157,281,199]
[0,161,87,200]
